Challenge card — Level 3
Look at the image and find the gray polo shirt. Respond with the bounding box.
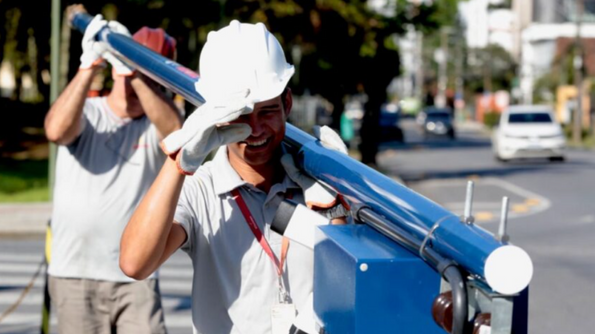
[175,146,315,334]
[49,97,164,282]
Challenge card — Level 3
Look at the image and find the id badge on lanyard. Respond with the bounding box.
[273,241,294,334]
[231,189,297,333]
[271,302,296,334]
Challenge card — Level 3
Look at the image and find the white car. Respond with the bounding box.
[492,105,566,162]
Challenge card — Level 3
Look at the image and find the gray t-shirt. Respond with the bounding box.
[49,97,164,282]
[175,147,316,334]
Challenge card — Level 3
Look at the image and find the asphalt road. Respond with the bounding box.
[0,240,193,334]
[378,118,595,334]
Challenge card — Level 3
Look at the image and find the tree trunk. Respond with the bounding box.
[359,92,383,166]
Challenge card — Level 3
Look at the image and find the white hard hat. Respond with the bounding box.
[195,20,295,103]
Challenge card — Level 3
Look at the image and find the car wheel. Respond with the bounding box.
[495,155,509,163]
[549,156,566,162]
[394,128,404,143]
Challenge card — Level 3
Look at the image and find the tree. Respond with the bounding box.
[1,0,463,164]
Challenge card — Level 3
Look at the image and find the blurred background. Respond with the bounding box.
[0,0,594,333]
[2,0,595,201]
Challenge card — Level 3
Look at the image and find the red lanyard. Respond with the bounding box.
[231,188,290,277]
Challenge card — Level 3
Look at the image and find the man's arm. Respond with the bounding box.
[130,74,182,138]
[121,91,253,279]
[44,67,100,145]
[120,158,187,280]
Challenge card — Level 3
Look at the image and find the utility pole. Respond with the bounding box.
[455,29,464,120]
[436,27,450,108]
[415,32,424,103]
[49,0,61,200]
[573,0,584,144]
[484,15,493,95]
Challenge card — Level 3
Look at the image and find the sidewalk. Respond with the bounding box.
[454,119,490,135]
[0,202,51,236]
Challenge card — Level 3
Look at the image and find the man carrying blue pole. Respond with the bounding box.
[44,5,181,333]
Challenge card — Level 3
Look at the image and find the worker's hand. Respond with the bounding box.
[66,4,87,24]
[282,125,350,218]
[161,89,254,175]
[281,154,340,211]
[79,14,108,70]
[313,125,348,154]
[101,21,134,76]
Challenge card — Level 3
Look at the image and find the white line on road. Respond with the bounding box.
[413,177,551,222]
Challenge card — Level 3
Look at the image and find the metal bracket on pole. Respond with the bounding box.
[461,180,475,225]
[497,196,510,243]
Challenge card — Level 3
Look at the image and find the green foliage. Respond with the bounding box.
[0,186,49,202]
[464,44,517,94]
[534,43,581,104]
[1,0,463,131]
[0,159,49,202]
[483,111,501,129]
[562,124,592,142]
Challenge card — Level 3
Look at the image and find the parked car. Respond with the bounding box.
[416,107,455,139]
[379,103,404,143]
[492,105,566,162]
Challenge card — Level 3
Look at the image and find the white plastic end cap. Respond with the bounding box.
[484,245,533,295]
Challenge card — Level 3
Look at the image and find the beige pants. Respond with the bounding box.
[49,276,167,334]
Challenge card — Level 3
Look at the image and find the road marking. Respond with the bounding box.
[410,177,551,223]
[475,211,494,221]
[444,202,506,209]
[578,214,595,225]
[524,198,541,206]
[0,248,194,333]
[511,204,529,213]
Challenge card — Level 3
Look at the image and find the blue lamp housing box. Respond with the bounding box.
[314,224,445,334]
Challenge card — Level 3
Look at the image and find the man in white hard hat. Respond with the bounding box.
[120,20,348,334]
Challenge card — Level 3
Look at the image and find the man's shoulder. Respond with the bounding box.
[193,160,217,184]
[83,96,105,110]
[81,97,107,122]
[185,161,217,191]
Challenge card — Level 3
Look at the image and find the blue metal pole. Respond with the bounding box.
[71,13,204,105]
[70,12,510,286]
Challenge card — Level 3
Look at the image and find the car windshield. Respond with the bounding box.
[508,112,552,123]
[426,112,451,120]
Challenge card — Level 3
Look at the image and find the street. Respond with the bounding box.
[0,120,593,334]
[379,118,595,334]
[0,240,193,334]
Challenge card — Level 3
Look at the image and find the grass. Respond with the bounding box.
[563,126,595,149]
[0,159,49,203]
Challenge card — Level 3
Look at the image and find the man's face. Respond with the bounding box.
[228,89,292,167]
[117,72,164,118]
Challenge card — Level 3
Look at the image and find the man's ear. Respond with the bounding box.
[283,88,293,117]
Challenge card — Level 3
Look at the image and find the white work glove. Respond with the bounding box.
[313,125,348,154]
[281,154,338,210]
[79,15,108,69]
[161,89,254,175]
[281,126,349,216]
[101,21,134,76]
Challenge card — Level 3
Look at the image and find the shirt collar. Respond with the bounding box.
[211,146,247,196]
[210,146,300,197]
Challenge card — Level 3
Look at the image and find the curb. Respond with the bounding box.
[0,202,51,236]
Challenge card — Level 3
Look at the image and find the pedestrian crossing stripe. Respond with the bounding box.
[0,247,194,333]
